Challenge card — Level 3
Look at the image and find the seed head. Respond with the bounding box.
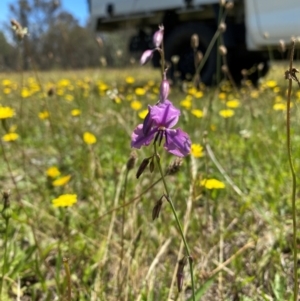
[126,150,137,171]
[165,158,183,176]
[136,157,151,179]
[219,45,227,56]
[218,22,227,33]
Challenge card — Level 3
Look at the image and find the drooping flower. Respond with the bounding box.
[131,100,191,157]
[52,194,77,207]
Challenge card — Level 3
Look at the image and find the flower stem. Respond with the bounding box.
[153,144,195,300]
[286,39,298,301]
[0,219,9,299]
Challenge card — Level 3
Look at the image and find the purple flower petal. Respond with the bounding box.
[140,49,153,65]
[131,124,157,149]
[150,101,180,128]
[164,128,191,157]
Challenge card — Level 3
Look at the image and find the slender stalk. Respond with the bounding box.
[63,258,72,301]
[153,143,195,301]
[286,39,298,301]
[0,219,9,298]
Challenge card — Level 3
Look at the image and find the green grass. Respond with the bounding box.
[0,64,299,300]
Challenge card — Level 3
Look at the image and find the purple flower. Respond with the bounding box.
[131,101,191,157]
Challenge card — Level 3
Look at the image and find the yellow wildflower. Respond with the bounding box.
[273,103,286,111]
[71,109,81,116]
[226,100,240,108]
[38,111,50,120]
[3,88,11,94]
[191,109,203,118]
[135,87,146,96]
[266,80,277,88]
[83,132,97,144]
[200,178,225,189]
[138,109,148,119]
[2,132,19,142]
[65,94,74,102]
[250,91,259,98]
[21,87,31,98]
[2,79,12,86]
[46,166,61,178]
[195,91,204,98]
[52,175,71,186]
[180,99,192,109]
[218,92,226,100]
[52,194,77,207]
[0,106,15,119]
[125,76,135,84]
[131,100,142,111]
[58,79,70,87]
[219,109,234,118]
[191,144,204,158]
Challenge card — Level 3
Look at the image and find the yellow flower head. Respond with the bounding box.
[273,103,286,111]
[138,109,148,119]
[71,109,81,116]
[218,92,227,100]
[226,100,240,108]
[2,132,19,142]
[46,166,61,178]
[195,91,204,98]
[219,109,234,118]
[3,88,11,95]
[131,100,142,111]
[180,99,192,109]
[191,144,204,158]
[52,175,71,186]
[52,194,77,207]
[125,76,135,84]
[83,132,97,145]
[0,106,15,119]
[135,87,146,96]
[200,178,225,189]
[38,110,50,120]
[266,80,277,88]
[21,87,31,98]
[65,94,74,102]
[191,109,203,118]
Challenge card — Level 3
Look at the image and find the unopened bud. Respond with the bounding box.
[47,87,55,97]
[136,157,151,179]
[140,49,154,65]
[225,2,234,10]
[149,157,155,173]
[191,34,199,49]
[177,256,188,292]
[126,150,137,171]
[241,69,248,77]
[159,72,170,103]
[171,55,180,65]
[257,63,264,71]
[153,25,164,48]
[195,51,203,65]
[221,64,229,74]
[219,45,227,56]
[152,197,163,220]
[165,158,183,176]
[218,22,227,33]
[278,39,286,53]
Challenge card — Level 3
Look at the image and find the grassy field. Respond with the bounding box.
[0,62,299,301]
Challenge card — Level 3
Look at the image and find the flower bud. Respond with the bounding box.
[159,72,170,103]
[153,25,164,48]
[218,22,227,33]
[219,45,227,56]
[152,197,163,220]
[140,50,154,65]
[126,150,137,171]
[136,157,151,179]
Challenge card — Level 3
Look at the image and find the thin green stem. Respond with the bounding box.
[286,39,298,301]
[63,258,72,301]
[0,219,9,298]
[153,143,195,301]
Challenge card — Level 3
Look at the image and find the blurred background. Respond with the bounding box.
[0,0,132,71]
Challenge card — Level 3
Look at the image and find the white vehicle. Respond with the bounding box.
[88,0,300,85]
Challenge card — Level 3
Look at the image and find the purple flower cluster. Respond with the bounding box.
[131,25,191,158]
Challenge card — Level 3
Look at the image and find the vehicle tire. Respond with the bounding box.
[164,22,217,85]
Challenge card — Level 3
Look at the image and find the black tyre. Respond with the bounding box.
[164,22,217,85]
